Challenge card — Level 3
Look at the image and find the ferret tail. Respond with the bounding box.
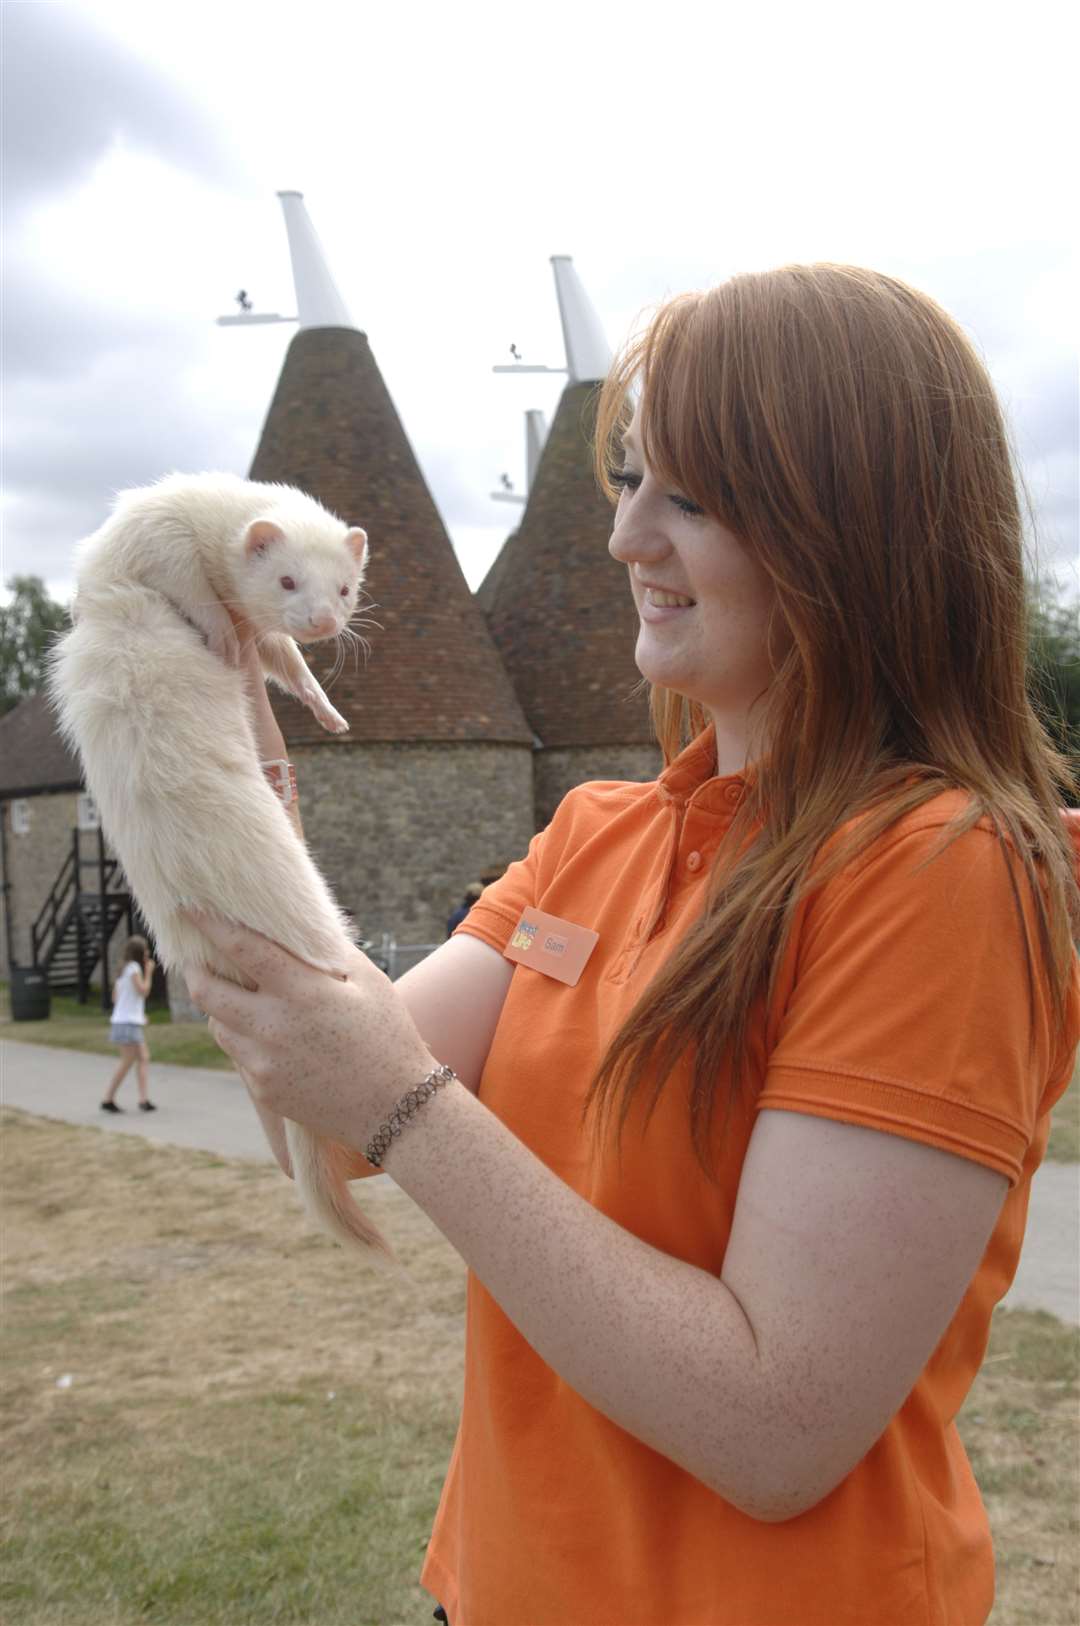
[283,1119,398,1266]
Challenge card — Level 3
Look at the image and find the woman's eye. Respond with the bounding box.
[670,495,705,518]
[611,467,703,517]
[280,576,296,591]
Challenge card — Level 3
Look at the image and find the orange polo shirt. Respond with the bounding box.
[421,728,1080,1626]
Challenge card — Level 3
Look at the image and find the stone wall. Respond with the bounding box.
[0,792,81,977]
[166,967,207,1023]
[291,740,535,945]
[534,744,662,831]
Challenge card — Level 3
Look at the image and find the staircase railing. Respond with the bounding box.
[30,830,78,967]
[30,826,133,1006]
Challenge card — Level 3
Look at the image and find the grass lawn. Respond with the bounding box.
[0,986,230,1071]
[2,1110,1078,1625]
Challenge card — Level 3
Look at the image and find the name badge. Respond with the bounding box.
[503,906,599,987]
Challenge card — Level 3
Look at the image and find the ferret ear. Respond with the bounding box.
[344,527,367,565]
[244,520,286,557]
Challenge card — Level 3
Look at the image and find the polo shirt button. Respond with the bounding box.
[686,851,703,872]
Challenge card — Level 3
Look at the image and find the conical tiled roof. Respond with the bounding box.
[475,526,522,621]
[248,326,531,746]
[0,693,82,797]
[482,382,652,748]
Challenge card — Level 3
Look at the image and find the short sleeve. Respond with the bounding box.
[758,819,1060,1187]
[452,828,547,955]
[451,777,640,958]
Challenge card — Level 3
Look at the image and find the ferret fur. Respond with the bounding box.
[48,473,393,1260]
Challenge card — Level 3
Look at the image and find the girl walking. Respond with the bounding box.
[101,935,156,1113]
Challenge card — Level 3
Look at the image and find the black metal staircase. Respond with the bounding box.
[31,827,136,1008]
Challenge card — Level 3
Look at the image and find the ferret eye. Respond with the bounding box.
[339,584,349,597]
[280,576,296,591]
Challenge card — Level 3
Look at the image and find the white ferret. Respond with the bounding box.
[48,472,393,1260]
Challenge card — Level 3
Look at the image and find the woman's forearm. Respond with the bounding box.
[382,1080,778,1518]
[244,653,304,842]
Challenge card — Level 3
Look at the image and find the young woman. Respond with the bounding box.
[101,934,156,1112]
[187,264,1080,1625]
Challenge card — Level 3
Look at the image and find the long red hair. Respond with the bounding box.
[587,264,1080,1168]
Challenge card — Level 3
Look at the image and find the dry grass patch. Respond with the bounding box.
[1,1107,1078,1625]
[2,1108,465,1624]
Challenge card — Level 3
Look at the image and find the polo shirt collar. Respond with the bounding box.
[654,724,760,816]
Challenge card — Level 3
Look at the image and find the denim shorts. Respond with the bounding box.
[110,1023,146,1046]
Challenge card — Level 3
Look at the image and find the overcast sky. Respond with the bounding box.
[2,0,1077,610]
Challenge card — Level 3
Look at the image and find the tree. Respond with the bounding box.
[1025,576,1080,805]
[0,576,70,715]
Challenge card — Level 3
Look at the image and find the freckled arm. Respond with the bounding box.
[382,1081,770,1510]
[377,1087,1006,1522]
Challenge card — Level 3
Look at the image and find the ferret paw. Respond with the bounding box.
[304,689,350,733]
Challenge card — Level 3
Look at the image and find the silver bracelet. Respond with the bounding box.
[364,1062,457,1167]
[261,759,298,807]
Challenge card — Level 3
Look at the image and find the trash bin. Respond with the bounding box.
[10,966,51,1021]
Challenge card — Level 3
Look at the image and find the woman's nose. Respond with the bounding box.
[608,505,672,566]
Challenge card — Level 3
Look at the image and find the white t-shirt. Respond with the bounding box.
[112,961,147,1025]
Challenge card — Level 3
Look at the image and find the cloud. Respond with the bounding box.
[1,5,1074,615]
[0,2,246,218]
[1,255,167,385]
[3,342,257,597]
[0,5,267,597]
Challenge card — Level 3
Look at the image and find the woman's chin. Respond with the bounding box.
[634,638,693,696]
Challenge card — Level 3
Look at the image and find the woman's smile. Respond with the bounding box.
[639,587,697,622]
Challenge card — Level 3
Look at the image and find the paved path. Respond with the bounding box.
[1005,1158,1079,1325]
[2,1037,1077,1323]
[0,1036,408,1215]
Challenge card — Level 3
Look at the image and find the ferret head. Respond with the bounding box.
[238,508,368,643]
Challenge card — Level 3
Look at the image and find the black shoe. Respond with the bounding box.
[139,1101,157,1112]
[101,1101,122,1113]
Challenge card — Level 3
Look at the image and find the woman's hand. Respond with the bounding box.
[226,609,303,839]
[183,910,438,1152]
